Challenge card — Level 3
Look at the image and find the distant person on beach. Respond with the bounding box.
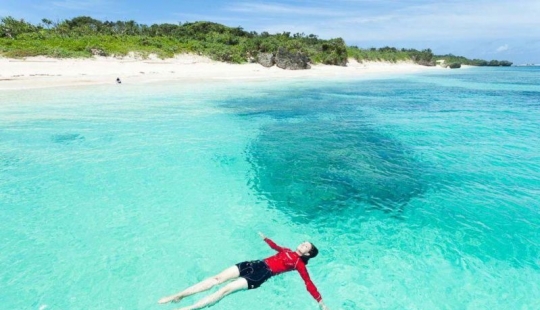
[159,232,329,310]
[116,77,121,84]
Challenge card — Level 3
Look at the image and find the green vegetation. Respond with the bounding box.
[0,16,348,64]
[435,54,512,66]
[347,46,512,67]
[0,16,512,67]
[347,46,436,65]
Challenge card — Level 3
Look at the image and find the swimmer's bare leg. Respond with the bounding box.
[158,266,240,304]
[176,278,248,310]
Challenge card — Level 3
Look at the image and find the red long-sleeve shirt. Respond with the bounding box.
[262,238,322,302]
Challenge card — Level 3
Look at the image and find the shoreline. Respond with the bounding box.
[0,54,445,90]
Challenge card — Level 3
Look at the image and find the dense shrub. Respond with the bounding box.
[0,15,511,66]
[435,54,512,66]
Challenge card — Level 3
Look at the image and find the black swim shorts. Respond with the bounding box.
[236,260,273,289]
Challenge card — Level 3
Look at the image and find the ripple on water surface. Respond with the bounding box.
[1,69,540,309]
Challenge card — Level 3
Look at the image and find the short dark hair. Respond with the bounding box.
[300,243,318,265]
[308,244,319,258]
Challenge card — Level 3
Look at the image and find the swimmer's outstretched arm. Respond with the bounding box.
[258,232,284,251]
[259,232,330,309]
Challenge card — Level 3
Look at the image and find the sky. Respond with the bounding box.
[2,0,540,64]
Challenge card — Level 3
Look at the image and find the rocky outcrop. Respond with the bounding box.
[256,48,311,70]
[257,53,275,67]
[275,48,311,70]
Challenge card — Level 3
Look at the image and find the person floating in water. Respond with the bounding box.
[116,77,121,84]
[158,232,329,310]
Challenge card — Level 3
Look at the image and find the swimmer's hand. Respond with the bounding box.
[258,232,267,239]
[318,300,329,310]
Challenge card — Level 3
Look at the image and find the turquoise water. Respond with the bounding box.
[1,67,539,309]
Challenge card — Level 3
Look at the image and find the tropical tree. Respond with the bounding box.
[0,16,36,38]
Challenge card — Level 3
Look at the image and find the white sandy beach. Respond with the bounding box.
[0,53,444,90]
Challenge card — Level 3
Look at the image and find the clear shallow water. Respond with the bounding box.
[1,67,539,309]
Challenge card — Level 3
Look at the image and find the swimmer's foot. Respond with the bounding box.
[158,294,183,304]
